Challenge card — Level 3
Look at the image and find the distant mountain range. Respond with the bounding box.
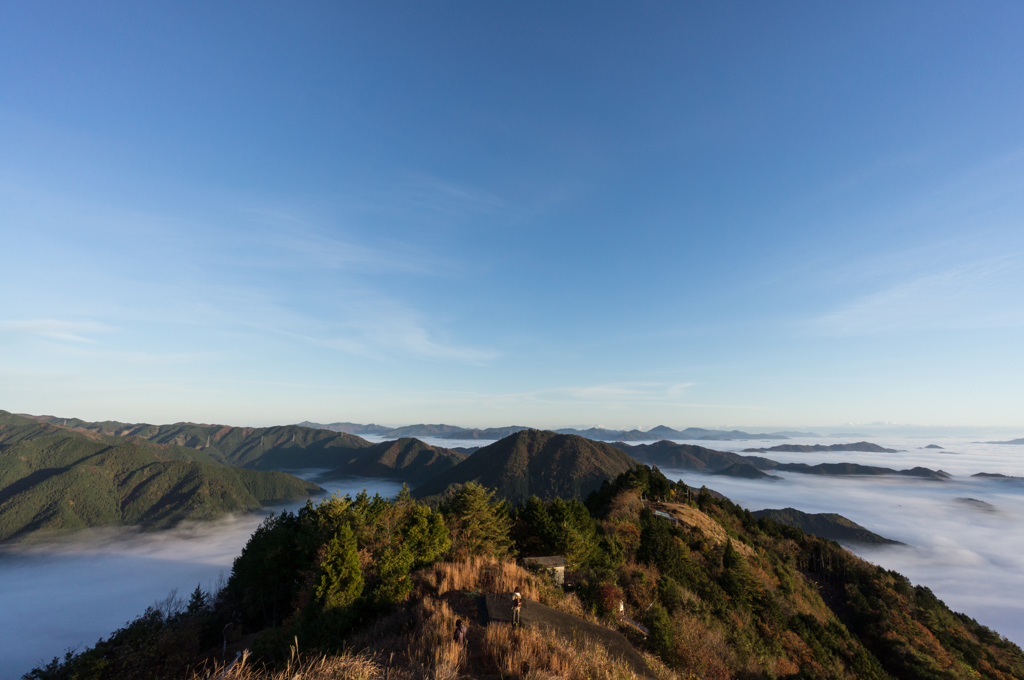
[743,441,898,453]
[299,421,817,441]
[752,508,901,545]
[986,438,1024,445]
[757,461,951,481]
[610,440,949,481]
[296,421,392,435]
[6,410,963,543]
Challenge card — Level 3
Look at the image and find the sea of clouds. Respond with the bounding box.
[659,436,1024,648]
[0,477,404,680]
[2,437,1023,679]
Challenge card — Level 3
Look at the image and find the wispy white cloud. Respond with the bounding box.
[406,175,507,212]
[207,288,497,366]
[303,314,497,365]
[0,319,112,343]
[804,256,1024,337]
[242,207,444,274]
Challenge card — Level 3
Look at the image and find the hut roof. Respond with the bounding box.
[526,556,568,568]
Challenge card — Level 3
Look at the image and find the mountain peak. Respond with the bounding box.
[413,429,638,502]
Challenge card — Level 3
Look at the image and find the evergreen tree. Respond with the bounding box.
[644,602,675,663]
[369,544,415,609]
[440,481,514,559]
[657,575,685,614]
[548,497,600,568]
[186,584,208,616]
[403,504,451,568]
[316,523,364,611]
[517,494,557,554]
[369,506,450,609]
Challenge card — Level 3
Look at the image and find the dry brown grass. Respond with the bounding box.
[416,555,541,600]
[412,556,604,626]
[189,648,410,680]
[404,597,464,680]
[342,596,465,680]
[481,623,649,680]
[192,619,683,680]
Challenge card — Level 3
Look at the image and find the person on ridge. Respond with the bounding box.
[453,619,468,654]
[511,588,523,626]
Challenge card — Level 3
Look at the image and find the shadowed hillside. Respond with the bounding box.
[320,437,467,485]
[414,429,637,502]
[758,461,951,480]
[612,440,750,470]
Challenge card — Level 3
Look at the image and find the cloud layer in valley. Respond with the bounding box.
[661,437,1024,646]
[0,478,404,680]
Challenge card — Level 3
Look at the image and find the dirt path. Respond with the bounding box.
[482,593,656,679]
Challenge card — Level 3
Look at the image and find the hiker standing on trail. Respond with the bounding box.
[511,588,523,626]
[453,619,468,655]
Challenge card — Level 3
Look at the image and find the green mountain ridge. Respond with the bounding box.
[611,440,751,469]
[413,429,638,502]
[0,412,323,542]
[320,437,467,485]
[27,414,374,469]
[761,461,951,481]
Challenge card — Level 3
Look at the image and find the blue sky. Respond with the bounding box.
[2,2,1023,429]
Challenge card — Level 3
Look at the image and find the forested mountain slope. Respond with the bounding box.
[322,437,467,484]
[27,414,373,469]
[0,412,322,542]
[612,440,751,470]
[413,429,637,502]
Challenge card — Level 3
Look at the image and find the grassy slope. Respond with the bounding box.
[322,437,467,485]
[29,413,373,469]
[414,429,638,502]
[0,412,322,542]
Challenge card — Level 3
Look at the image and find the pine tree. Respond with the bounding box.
[441,481,513,559]
[186,584,208,615]
[404,504,451,568]
[315,523,364,611]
